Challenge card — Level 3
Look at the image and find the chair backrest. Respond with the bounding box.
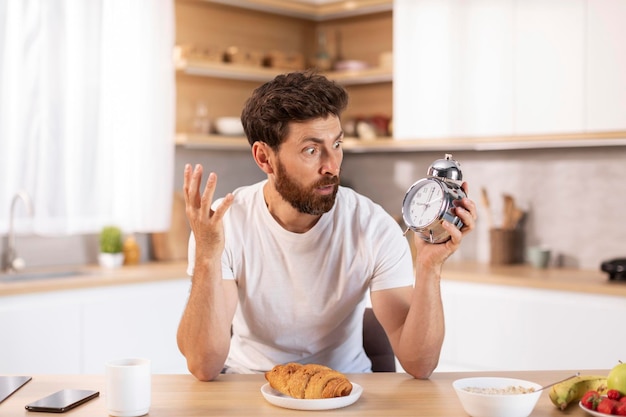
[362,307,396,372]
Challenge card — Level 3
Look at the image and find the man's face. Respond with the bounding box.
[272,116,343,215]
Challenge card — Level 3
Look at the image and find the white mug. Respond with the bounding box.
[527,246,551,269]
[105,358,151,417]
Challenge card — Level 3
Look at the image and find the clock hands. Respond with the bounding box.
[427,186,435,201]
[413,197,442,206]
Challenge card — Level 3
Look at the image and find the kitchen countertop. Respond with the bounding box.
[0,370,606,416]
[0,261,189,296]
[1,260,623,298]
[442,261,626,297]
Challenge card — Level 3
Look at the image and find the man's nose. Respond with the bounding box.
[321,150,341,176]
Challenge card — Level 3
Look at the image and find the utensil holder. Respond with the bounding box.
[489,228,524,265]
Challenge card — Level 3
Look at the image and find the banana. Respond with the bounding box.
[549,375,608,411]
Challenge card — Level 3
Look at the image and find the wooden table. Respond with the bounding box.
[0,370,602,416]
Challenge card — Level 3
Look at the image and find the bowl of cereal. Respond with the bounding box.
[452,377,542,417]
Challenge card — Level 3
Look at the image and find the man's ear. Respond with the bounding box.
[252,141,274,174]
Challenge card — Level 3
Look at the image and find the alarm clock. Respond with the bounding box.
[401,154,467,243]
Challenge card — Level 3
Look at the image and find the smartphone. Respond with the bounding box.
[25,389,99,413]
[0,376,32,404]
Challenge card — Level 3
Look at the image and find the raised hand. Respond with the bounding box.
[183,164,234,258]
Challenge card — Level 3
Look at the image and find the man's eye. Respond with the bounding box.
[304,147,316,155]
[333,140,343,149]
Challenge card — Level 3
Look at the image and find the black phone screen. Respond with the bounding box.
[25,389,99,413]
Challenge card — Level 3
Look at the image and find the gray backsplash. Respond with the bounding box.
[4,145,625,271]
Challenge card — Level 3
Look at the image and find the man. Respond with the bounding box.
[177,71,477,381]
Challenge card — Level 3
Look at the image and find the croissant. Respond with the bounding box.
[265,363,353,399]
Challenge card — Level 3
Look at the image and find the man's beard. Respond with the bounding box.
[274,159,339,215]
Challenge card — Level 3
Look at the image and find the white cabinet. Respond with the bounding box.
[585,0,626,132]
[0,295,82,374]
[82,280,190,374]
[454,0,514,138]
[394,0,515,139]
[514,0,585,135]
[393,0,454,139]
[395,0,625,140]
[437,280,626,372]
[0,280,190,374]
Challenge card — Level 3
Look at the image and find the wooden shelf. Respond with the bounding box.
[329,66,393,85]
[176,134,250,151]
[176,131,626,153]
[203,0,392,21]
[176,59,392,86]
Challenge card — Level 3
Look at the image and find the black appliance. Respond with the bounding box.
[601,258,626,281]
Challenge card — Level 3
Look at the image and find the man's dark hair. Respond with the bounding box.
[241,71,349,150]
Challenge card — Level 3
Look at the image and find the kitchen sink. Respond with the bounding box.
[0,269,88,283]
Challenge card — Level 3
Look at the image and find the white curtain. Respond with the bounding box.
[0,0,175,235]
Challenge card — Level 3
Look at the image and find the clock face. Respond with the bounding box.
[407,180,445,228]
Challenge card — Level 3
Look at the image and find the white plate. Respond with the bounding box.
[579,400,612,416]
[260,382,362,411]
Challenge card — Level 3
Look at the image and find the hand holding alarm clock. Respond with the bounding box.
[402,154,467,244]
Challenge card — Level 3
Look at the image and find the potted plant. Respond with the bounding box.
[98,226,124,268]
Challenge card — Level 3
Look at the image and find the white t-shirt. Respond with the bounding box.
[186,180,414,374]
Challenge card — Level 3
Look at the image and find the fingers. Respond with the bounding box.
[184,164,204,209]
[452,193,477,231]
[461,181,470,196]
[460,198,477,223]
[183,163,192,204]
[183,164,220,215]
[213,193,235,220]
[200,172,218,219]
[183,164,233,222]
[444,196,477,246]
[458,188,475,230]
[441,219,462,246]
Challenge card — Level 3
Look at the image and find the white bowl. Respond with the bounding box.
[214,117,244,136]
[452,377,542,417]
[334,60,369,71]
